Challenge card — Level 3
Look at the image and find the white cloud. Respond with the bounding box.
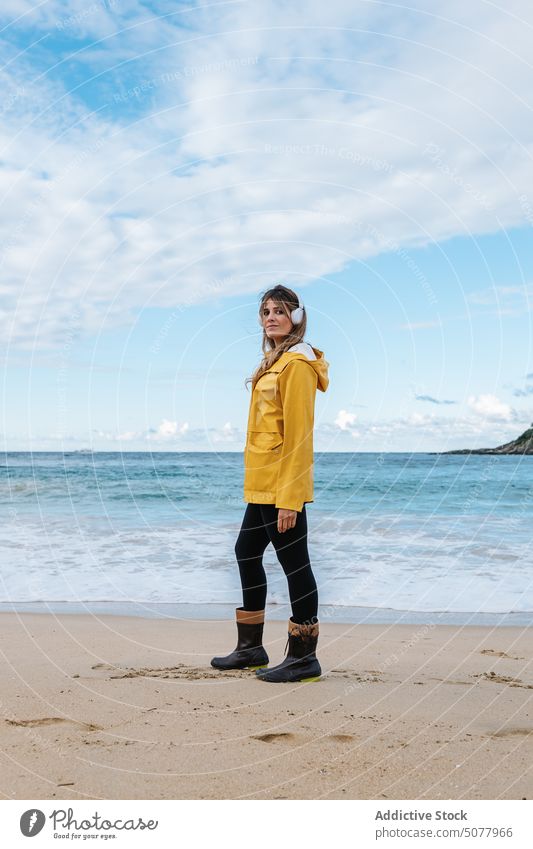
[467,394,514,421]
[467,284,533,316]
[117,430,138,441]
[6,406,533,452]
[2,0,533,350]
[211,421,240,443]
[335,409,358,431]
[316,407,531,451]
[93,419,191,443]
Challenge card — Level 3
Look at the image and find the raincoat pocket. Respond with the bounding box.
[248,431,283,452]
[244,431,284,496]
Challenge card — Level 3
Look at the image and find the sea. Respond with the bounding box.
[1,451,532,625]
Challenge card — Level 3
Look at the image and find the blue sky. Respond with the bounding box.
[1,0,533,451]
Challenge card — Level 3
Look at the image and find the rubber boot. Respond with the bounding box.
[256,616,321,683]
[211,608,269,670]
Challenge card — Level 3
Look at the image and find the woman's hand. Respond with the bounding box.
[277,508,298,533]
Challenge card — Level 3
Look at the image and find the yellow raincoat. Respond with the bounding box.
[243,346,329,512]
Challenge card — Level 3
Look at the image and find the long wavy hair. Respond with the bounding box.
[245,284,308,391]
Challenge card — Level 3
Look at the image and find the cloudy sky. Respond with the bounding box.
[2,0,533,451]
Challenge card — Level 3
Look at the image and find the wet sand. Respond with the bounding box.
[0,613,532,800]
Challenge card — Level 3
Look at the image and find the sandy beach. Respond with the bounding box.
[0,612,531,800]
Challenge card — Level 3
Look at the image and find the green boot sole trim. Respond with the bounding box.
[248,664,269,670]
[299,675,321,682]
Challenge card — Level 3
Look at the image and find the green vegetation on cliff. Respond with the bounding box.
[443,425,533,455]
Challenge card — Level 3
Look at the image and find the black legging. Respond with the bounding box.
[235,502,318,623]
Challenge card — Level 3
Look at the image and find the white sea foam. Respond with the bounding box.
[1,513,531,613]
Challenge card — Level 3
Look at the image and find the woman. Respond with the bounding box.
[211,284,329,683]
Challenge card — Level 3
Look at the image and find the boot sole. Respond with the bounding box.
[257,674,321,683]
[211,661,269,671]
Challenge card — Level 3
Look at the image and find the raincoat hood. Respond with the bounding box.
[281,345,329,393]
[304,346,329,392]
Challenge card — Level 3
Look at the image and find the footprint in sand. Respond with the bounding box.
[480,649,525,660]
[251,732,355,745]
[329,669,382,682]
[5,717,101,731]
[328,733,355,742]
[96,663,258,680]
[473,672,533,689]
[252,733,297,743]
[491,728,533,738]
[93,663,383,683]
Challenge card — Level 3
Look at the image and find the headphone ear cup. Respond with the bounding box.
[291,307,304,324]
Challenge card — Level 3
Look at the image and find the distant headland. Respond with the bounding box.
[441,424,533,455]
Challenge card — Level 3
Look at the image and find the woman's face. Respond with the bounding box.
[261,298,293,345]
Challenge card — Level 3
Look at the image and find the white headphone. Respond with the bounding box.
[258,289,305,327]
